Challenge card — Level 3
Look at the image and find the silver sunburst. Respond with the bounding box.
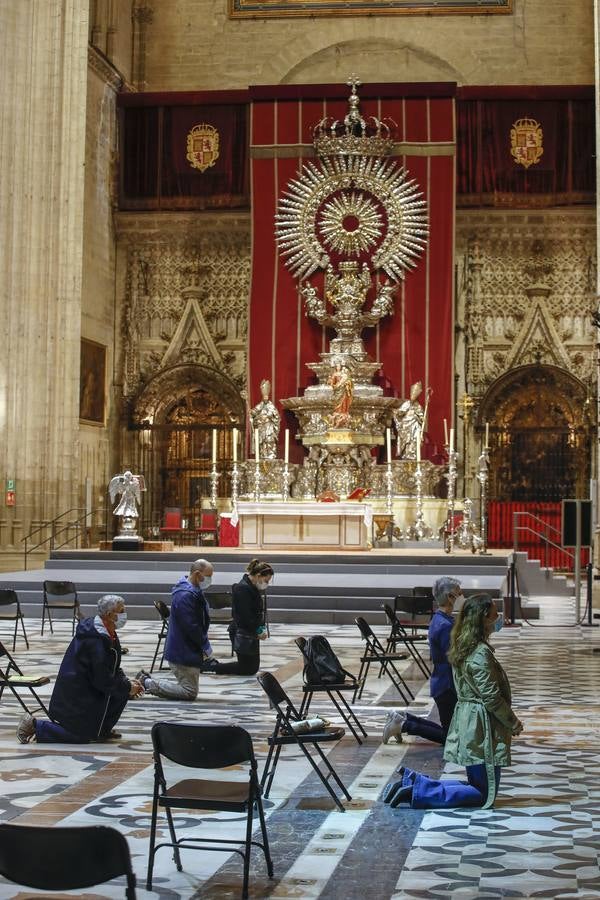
[276,154,428,282]
[318,191,383,256]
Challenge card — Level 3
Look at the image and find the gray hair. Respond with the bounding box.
[432,576,461,607]
[190,558,211,575]
[97,594,125,616]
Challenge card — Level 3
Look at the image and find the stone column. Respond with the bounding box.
[595,0,600,569]
[0,1,89,550]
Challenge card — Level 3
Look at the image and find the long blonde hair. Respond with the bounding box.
[447,593,494,669]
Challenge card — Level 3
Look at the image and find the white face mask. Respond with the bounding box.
[201,575,212,589]
[257,579,270,591]
[115,611,127,630]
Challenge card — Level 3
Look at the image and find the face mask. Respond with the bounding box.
[493,613,504,633]
[115,612,127,630]
[201,575,212,589]
[258,579,270,591]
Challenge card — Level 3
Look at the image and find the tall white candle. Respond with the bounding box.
[212,428,217,464]
[485,421,490,448]
[254,428,260,461]
[416,429,421,463]
[449,427,454,454]
[386,427,392,463]
[232,427,237,463]
[444,418,449,446]
[284,429,289,464]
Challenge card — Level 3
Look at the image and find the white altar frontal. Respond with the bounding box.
[234,501,373,550]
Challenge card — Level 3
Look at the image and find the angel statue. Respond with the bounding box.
[108,470,146,539]
[250,379,281,459]
[393,381,432,459]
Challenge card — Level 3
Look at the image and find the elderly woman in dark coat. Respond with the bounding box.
[212,559,274,676]
[383,593,523,809]
[17,594,143,744]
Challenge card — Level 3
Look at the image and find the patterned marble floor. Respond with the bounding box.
[0,597,599,899]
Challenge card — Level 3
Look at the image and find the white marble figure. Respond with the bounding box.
[250,379,281,459]
[109,471,145,535]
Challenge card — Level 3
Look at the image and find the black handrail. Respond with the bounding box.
[22,507,107,570]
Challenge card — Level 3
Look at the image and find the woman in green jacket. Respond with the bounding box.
[383,593,523,809]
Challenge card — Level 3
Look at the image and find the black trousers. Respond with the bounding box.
[213,650,260,676]
[402,687,457,745]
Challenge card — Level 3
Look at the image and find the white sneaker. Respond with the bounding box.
[382,710,407,744]
[17,713,36,744]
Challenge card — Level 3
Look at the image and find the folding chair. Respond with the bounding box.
[295,637,367,745]
[147,722,273,899]
[41,580,81,636]
[0,640,50,716]
[382,603,431,679]
[353,617,414,705]
[150,600,170,673]
[394,592,433,637]
[0,823,136,899]
[0,589,29,651]
[257,671,351,812]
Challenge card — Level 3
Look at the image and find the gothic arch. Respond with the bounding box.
[131,363,245,426]
[477,364,592,502]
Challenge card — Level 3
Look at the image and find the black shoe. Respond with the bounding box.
[382,776,405,803]
[389,785,413,808]
[201,657,220,672]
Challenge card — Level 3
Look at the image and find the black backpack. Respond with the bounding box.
[302,635,354,685]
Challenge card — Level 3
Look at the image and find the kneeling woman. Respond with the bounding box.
[384,593,523,809]
[212,559,274,676]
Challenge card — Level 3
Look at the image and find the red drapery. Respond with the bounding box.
[488,501,588,570]
[247,83,456,461]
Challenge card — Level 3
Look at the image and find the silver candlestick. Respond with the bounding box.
[444,446,458,554]
[209,463,219,510]
[476,446,492,555]
[406,461,433,540]
[253,458,261,502]
[231,461,240,510]
[281,462,291,501]
[456,496,483,552]
[385,462,394,515]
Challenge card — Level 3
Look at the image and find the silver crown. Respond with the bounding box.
[313,75,395,159]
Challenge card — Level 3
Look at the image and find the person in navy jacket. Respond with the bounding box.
[137,558,215,700]
[17,594,143,744]
[383,576,462,745]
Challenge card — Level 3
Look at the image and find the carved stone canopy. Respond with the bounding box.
[131,363,245,426]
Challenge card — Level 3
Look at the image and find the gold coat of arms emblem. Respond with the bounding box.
[186,123,220,172]
[510,117,543,169]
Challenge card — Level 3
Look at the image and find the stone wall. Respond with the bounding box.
[139,0,594,90]
[0,1,89,553]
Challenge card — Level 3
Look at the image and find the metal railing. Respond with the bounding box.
[22,508,109,570]
[513,511,575,572]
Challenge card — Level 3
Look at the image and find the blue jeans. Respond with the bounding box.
[402,687,457,745]
[409,763,501,809]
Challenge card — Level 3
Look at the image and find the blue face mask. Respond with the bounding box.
[201,575,212,590]
[493,613,504,633]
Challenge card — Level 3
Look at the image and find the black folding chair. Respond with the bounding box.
[353,617,414,705]
[295,637,367,745]
[41,580,80,636]
[257,670,351,812]
[0,823,136,898]
[0,639,50,716]
[147,722,273,899]
[382,603,431,678]
[150,599,170,672]
[0,589,29,650]
[394,592,434,638]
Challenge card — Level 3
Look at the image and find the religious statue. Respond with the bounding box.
[328,363,354,428]
[393,381,432,458]
[250,379,281,459]
[108,470,146,541]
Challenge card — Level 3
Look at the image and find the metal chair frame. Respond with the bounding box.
[41,580,80,636]
[147,722,273,899]
[0,589,29,651]
[353,616,414,705]
[257,670,351,813]
[382,603,431,678]
[150,599,170,672]
[0,639,50,716]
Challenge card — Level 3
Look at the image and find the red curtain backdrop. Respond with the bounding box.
[456,89,595,206]
[488,501,589,570]
[247,83,456,461]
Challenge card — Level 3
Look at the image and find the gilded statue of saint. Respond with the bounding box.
[328,363,354,428]
[393,380,431,458]
[250,379,281,459]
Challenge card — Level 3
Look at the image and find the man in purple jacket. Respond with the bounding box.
[137,558,215,701]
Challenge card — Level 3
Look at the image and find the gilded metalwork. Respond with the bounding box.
[318,192,383,256]
[510,118,543,170]
[230,0,513,18]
